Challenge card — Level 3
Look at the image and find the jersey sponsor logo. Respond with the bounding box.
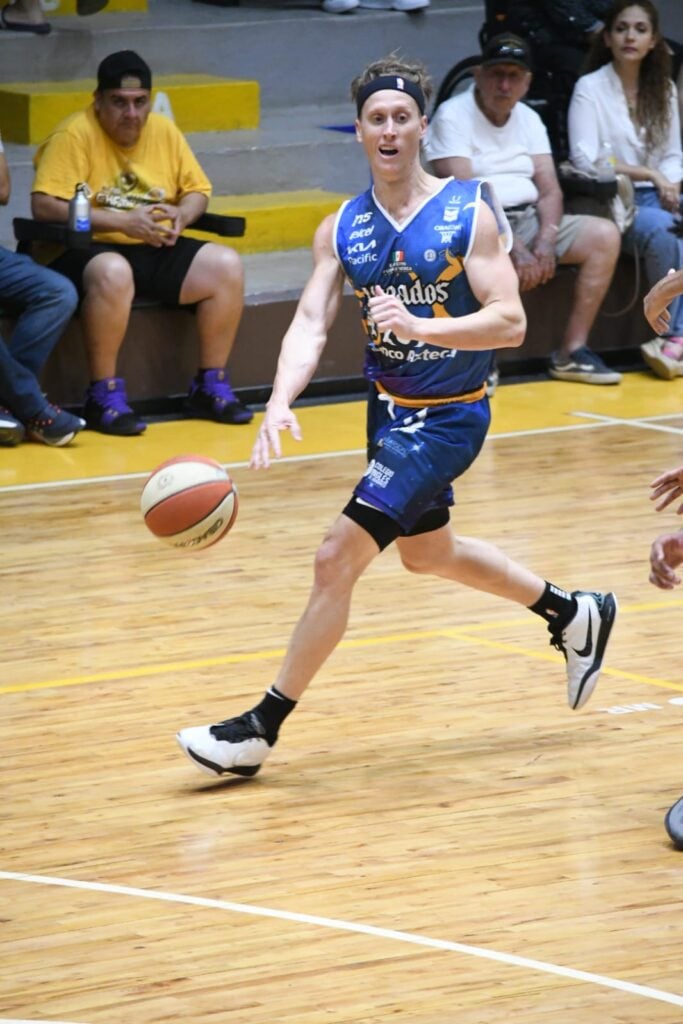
[346,239,377,254]
[433,222,465,244]
[363,458,395,489]
[349,226,375,240]
[348,251,379,266]
[424,248,437,262]
[383,280,450,306]
[352,211,373,226]
[442,196,463,223]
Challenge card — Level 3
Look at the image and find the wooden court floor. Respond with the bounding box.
[2,372,683,1023]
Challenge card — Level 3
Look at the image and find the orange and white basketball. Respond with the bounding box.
[140,454,238,550]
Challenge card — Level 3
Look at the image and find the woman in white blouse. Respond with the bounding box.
[568,0,683,378]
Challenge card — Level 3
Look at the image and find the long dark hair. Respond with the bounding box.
[583,0,672,151]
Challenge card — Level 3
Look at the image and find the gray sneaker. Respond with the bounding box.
[548,346,622,384]
[177,711,271,778]
[549,591,618,710]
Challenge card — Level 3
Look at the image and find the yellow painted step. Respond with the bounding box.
[186,190,351,254]
[45,0,147,13]
[0,75,259,144]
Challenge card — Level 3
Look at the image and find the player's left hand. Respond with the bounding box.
[649,531,683,589]
[250,400,302,470]
[368,285,419,342]
[650,465,683,513]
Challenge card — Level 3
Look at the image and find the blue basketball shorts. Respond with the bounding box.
[353,387,491,533]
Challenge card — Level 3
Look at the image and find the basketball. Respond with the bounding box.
[140,455,238,550]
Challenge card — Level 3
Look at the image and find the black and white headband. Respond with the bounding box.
[355,75,426,116]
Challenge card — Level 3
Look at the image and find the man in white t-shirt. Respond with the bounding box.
[424,33,622,386]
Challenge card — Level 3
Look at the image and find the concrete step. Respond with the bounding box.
[0,75,259,143]
[187,104,366,195]
[1,0,678,113]
[0,103,362,253]
[189,188,350,253]
[45,0,146,14]
[0,0,485,110]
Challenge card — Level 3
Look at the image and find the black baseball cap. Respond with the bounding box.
[97,50,152,91]
[481,34,533,72]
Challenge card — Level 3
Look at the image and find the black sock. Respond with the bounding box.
[529,581,577,627]
[252,686,297,745]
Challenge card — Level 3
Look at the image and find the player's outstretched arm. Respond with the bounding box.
[650,466,683,513]
[250,214,345,469]
[644,269,683,334]
[649,531,683,589]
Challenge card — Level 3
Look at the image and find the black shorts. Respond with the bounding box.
[48,236,207,306]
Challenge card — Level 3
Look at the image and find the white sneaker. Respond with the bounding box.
[358,0,429,9]
[665,795,683,849]
[176,711,272,778]
[322,0,359,11]
[549,591,618,710]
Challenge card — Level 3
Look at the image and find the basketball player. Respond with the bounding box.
[177,56,617,780]
[643,267,683,849]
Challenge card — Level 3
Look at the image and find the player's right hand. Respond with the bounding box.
[250,402,302,469]
[649,532,683,589]
[650,465,683,513]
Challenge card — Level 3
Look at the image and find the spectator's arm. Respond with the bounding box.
[174,191,208,231]
[531,154,563,242]
[658,85,682,188]
[567,80,601,172]
[430,156,474,180]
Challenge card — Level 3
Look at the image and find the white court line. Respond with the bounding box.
[574,411,683,435]
[3,409,681,496]
[1,871,682,1009]
[0,416,624,495]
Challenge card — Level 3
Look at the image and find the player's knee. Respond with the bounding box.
[312,535,346,588]
[312,532,363,594]
[399,548,438,575]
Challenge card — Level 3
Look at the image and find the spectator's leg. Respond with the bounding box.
[556,216,621,356]
[179,242,243,368]
[0,249,77,417]
[79,252,135,379]
[623,193,683,336]
[179,242,252,424]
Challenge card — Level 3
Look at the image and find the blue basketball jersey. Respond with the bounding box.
[333,177,510,402]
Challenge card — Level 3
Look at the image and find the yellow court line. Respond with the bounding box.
[5,614,682,696]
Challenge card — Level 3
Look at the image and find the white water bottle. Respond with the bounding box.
[595,141,616,183]
[68,182,91,232]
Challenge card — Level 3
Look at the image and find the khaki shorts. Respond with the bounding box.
[504,205,583,259]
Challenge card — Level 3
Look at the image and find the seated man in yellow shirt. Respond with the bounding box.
[31,50,251,435]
